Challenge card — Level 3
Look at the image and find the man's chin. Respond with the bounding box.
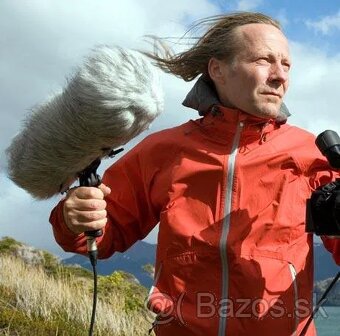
[250,105,280,119]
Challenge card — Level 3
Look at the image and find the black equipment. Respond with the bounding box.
[306,130,340,236]
[301,130,340,336]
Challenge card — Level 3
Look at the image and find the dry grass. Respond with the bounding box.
[0,255,154,335]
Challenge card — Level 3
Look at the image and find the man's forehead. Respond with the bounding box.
[236,23,287,41]
[235,23,290,55]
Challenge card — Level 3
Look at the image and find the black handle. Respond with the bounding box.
[78,158,103,238]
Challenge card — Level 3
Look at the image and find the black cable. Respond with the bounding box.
[78,161,102,336]
[77,154,123,335]
[298,271,340,336]
[89,251,99,336]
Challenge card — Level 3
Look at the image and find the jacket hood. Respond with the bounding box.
[182,74,291,124]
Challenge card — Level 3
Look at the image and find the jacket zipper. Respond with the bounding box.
[288,262,298,335]
[218,121,244,336]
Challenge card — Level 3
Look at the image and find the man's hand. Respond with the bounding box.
[62,184,111,234]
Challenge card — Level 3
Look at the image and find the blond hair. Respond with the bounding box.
[143,12,281,81]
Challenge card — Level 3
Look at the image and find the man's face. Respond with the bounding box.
[213,23,291,119]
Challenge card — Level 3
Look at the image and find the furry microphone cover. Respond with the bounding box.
[6,45,164,199]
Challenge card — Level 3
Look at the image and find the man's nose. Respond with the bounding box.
[269,62,289,84]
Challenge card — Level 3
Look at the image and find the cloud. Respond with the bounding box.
[0,173,66,256]
[276,9,289,28]
[285,41,340,136]
[0,0,216,255]
[1,1,340,256]
[0,0,218,165]
[305,10,340,35]
[236,0,263,11]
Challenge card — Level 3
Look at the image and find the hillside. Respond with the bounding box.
[0,237,155,336]
[1,237,340,335]
[63,240,340,285]
[63,240,156,287]
[314,276,340,306]
[63,240,340,307]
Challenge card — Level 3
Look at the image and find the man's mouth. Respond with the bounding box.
[262,92,282,98]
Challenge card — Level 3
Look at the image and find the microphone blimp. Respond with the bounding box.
[6,45,164,199]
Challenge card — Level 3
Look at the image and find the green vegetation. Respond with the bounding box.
[0,236,22,254]
[142,263,155,276]
[98,271,147,313]
[0,237,154,336]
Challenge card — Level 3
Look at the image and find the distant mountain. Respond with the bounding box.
[63,240,156,288]
[62,240,340,289]
[314,242,339,281]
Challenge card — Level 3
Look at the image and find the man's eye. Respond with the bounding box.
[282,63,291,71]
[256,57,270,63]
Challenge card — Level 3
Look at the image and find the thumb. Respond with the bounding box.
[98,183,111,197]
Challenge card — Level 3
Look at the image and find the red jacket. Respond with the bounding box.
[50,106,340,336]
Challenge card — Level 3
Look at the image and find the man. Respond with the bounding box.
[50,12,340,336]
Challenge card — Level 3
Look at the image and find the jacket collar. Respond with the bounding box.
[182,74,291,125]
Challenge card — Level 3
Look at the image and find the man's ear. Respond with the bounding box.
[208,57,226,85]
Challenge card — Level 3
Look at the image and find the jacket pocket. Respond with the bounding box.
[228,252,299,334]
[147,250,222,335]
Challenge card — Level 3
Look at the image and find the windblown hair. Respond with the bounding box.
[143,12,281,81]
[6,46,163,199]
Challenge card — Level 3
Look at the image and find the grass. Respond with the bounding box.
[0,241,156,336]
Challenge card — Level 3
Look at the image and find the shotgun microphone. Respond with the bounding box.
[5,45,164,199]
[5,44,164,336]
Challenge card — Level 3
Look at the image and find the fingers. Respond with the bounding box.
[68,183,111,200]
[65,218,108,234]
[98,183,111,197]
[65,198,107,211]
[68,209,107,224]
[62,183,111,234]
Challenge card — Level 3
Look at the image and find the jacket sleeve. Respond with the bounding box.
[49,199,88,256]
[49,138,162,259]
[321,236,340,265]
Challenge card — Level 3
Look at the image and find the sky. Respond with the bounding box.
[0,0,339,258]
